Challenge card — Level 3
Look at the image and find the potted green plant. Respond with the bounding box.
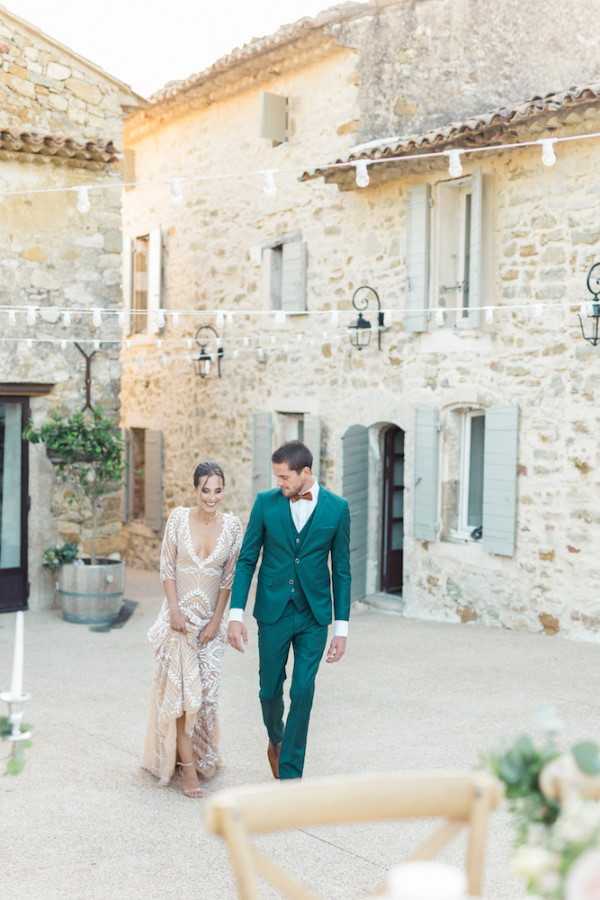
[24,408,126,626]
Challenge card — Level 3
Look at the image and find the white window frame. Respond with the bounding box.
[276,411,305,446]
[454,409,485,541]
[432,176,476,329]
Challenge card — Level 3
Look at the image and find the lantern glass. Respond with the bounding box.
[348,313,372,350]
[195,348,212,378]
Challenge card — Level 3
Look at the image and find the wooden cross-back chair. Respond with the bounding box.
[205,771,503,900]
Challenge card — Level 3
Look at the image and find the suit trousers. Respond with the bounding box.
[258,590,328,779]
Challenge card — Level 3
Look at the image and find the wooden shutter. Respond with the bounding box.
[303,414,322,482]
[252,412,273,498]
[122,235,133,336]
[342,424,369,602]
[482,406,519,556]
[281,240,307,312]
[405,184,430,333]
[147,227,162,334]
[260,92,288,144]
[121,429,134,523]
[460,170,483,329]
[262,247,282,309]
[413,407,440,540]
[144,430,163,532]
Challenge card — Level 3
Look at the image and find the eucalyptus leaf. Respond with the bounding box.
[572,741,600,775]
[6,754,25,776]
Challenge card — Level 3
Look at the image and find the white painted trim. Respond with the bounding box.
[457,409,485,536]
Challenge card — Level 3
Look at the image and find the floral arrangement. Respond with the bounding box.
[485,708,600,900]
[42,542,79,571]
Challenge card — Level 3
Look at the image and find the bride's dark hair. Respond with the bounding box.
[193,460,226,488]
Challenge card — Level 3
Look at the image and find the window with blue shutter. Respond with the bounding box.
[413,407,440,540]
[482,406,519,557]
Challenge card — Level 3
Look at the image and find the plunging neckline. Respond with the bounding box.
[185,508,227,565]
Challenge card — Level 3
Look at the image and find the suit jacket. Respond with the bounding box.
[230,486,351,626]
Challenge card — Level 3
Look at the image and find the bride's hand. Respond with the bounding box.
[199,617,220,645]
[169,607,187,633]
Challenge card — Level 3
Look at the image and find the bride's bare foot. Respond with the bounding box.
[178,761,204,798]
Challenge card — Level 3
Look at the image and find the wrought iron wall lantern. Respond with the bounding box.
[347,285,385,350]
[578,263,600,347]
[194,324,224,378]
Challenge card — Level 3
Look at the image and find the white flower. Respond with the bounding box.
[566,850,600,900]
[512,846,559,881]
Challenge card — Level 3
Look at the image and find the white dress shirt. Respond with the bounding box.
[228,480,349,637]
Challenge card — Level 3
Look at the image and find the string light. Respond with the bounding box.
[8,309,16,326]
[186,337,194,350]
[117,310,127,328]
[435,308,446,326]
[156,338,163,348]
[447,149,463,178]
[172,311,180,327]
[93,340,100,351]
[92,308,102,328]
[354,160,370,188]
[157,309,166,329]
[76,187,91,214]
[63,310,72,327]
[26,307,36,326]
[215,311,225,329]
[539,138,557,167]
[275,311,286,325]
[169,178,184,205]
[330,310,339,325]
[261,170,277,196]
[61,339,67,349]
[485,307,494,323]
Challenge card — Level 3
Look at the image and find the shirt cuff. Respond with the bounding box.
[228,608,244,624]
[333,620,349,638]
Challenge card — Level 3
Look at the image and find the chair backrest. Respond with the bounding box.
[205,770,503,900]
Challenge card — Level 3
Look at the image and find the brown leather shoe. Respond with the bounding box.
[267,741,281,779]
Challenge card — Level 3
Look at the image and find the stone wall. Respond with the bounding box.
[121,10,600,641]
[0,10,134,141]
[0,11,137,610]
[333,0,600,142]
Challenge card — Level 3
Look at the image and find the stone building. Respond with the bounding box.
[0,6,142,612]
[121,0,600,640]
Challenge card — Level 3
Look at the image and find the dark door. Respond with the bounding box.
[381,426,404,595]
[0,397,29,612]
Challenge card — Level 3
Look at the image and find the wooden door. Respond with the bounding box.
[381,426,404,595]
[0,397,29,612]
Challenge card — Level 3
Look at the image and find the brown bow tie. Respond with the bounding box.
[291,491,313,503]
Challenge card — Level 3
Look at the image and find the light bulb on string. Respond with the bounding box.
[92,308,102,328]
[172,311,180,328]
[26,307,37,326]
[169,177,184,205]
[447,149,463,178]
[539,139,557,167]
[233,349,239,359]
[262,170,277,196]
[157,309,166,330]
[61,340,67,349]
[275,311,286,325]
[118,310,127,328]
[93,340,100,351]
[535,304,544,319]
[330,310,339,326]
[485,307,494,323]
[76,186,91,214]
[186,337,194,350]
[354,160,370,188]
[156,338,163,349]
[243,337,250,348]
[63,310,72,327]
[215,311,225,329]
[125,338,131,349]
[435,308,446,326]
[8,309,16,326]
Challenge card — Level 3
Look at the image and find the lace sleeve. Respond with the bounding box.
[160,508,179,582]
[220,516,243,590]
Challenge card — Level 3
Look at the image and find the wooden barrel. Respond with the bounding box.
[57,560,125,625]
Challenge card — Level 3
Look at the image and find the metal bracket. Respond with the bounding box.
[74,342,97,411]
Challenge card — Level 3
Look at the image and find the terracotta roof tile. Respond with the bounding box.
[302,82,600,180]
[0,130,120,169]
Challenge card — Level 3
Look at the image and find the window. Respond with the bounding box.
[458,411,485,536]
[262,238,307,311]
[276,412,304,446]
[434,178,476,327]
[132,236,149,334]
[441,407,485,542]
[131,427,145,519]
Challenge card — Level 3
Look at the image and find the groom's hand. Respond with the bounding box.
[227,620,248,653]
[326,636,346,663]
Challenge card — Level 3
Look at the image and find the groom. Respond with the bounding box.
[227,440,351,780]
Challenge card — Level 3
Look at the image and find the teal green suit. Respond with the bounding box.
[230,486,351,778]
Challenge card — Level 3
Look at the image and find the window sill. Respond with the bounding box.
[447,530,480,544]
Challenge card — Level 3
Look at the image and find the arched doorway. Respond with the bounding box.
[380,425,405,595]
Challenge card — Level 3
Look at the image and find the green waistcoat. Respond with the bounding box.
[230,487,351,626]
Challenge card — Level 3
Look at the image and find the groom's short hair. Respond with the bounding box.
[272,440,313,473]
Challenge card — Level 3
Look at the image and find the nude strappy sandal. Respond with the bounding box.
[178,761,204,799]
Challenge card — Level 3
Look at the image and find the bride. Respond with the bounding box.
[143,461,243,798]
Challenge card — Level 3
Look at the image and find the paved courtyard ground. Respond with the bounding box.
[2,569,600,900]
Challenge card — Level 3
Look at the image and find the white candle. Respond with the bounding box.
[10,611,24,699]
